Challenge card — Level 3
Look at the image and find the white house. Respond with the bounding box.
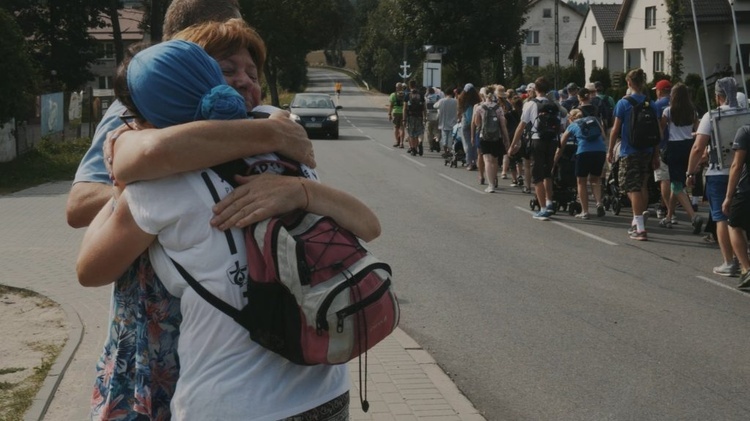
[615,0,750,82]
[521,0,584,69]
[569,4,624,83]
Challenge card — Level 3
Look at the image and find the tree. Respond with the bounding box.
[666,0,685,80]
[5,0,110,91]
[239,0,344,104]
[0,8,39,123]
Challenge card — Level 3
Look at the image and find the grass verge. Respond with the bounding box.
[0,138,90,195]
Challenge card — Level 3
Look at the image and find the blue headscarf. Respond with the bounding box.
[127,40,247,128]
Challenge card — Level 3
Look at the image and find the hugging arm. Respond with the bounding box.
[76,195,156,287]
[111,113,315,184]
[211,174,381,242]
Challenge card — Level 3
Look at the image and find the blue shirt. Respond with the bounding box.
[566,118,607,154]
[654,96,670,148]
[614,93,657,156]
[73,100,127,184]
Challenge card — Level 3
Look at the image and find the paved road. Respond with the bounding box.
[306,68,750,420]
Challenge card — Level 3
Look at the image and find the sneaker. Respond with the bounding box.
[596,204,606,218]
[659,218,672,229]
[418,143,424,156]
[501,173,508,179]
[628,225,637,235]
[691,215,704,235]
[657,206,667,219]
[522,186,531,194]
[642,210,650,225]
[510,180,518,187]
[629,230,648,241]
[737,271,750,290]
[533,210,552,221]
[713,262,741,277]
[546,205,556,215]
[671,215,679,225]
[484,185,495,193]
[575,212,590,219]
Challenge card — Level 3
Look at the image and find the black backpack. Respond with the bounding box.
[406,91,424,117]
[591,95,613,128]
[480,104,502,141]
[625,96,660,149]
[533,98,561,141]
[392,91,404,107]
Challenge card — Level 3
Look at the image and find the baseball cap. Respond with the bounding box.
[653,80,672,91]
[585,82,596,91]
[463,83,474,92]
[566,82,578,91]
[526,83,536,91]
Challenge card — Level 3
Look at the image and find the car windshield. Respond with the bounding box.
[293,97,333,109]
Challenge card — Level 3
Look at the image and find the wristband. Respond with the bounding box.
[299,178,310,211]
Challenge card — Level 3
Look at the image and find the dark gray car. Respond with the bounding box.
[286,93,342,139]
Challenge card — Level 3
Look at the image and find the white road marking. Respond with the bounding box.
[514,206,619,246]
[695,275,748,297]
[402,155,426,167]
[438,173,483,193]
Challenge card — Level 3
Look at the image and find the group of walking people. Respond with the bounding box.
[388,69,750,291]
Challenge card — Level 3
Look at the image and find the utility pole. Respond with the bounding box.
[554,0,560,91]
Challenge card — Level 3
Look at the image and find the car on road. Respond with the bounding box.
[286,93,342,139]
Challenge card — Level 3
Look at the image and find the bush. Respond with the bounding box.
[589,67,612,90]
[0,137,90,194]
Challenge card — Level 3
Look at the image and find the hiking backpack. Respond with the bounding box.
[533,98,561,141]
[407,91,424,117]
[574,115,603,143]
[624,96,660,149]
[480,103,502,141]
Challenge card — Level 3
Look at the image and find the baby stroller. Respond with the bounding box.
[444,122,467,167]
[529,143,579,214]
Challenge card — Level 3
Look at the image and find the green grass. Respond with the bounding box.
[0,138,90,195]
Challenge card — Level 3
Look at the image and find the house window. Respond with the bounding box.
[525,30,540,45]
[653,51,664,73]
[645,6,656,28]
[526,56,540,67]
[543,8,551,18]
[592,60,597,70]
[592,26,597,45]
[563,16,569,23]
[98,42,114,60]
[98,76,113,89]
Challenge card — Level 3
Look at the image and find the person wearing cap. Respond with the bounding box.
[525,83,536,100]
[687,76,743,276]
[388,82,406,147]
[78,38,380,420]
[561,82,579,111]
[652,79,672,220]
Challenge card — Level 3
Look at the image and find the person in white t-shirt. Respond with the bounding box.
[77,36,380,420]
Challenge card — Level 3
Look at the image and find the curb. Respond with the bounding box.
[24,302,85,421]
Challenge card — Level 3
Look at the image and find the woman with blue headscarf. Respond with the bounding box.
[77,39,379,420]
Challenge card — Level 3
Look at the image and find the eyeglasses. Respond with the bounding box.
[119,112,137,130]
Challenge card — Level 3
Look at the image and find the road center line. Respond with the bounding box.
[438,173,483,193]
[695,275,748,297]
[514,206,619,246]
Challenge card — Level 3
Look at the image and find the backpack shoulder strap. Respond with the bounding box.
[624,95,638,107]
[171,257,242,320]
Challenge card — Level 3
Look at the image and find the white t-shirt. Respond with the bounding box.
[697,104,738,176]
[662,107,695,142]
[434,97,458,130]
[125,168,348,421]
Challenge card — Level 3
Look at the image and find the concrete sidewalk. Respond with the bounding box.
[0,182,485,421]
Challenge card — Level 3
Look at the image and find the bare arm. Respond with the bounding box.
[687,134,709,177]
[76,195,155,287]
[723,149,747,215]
[607,117,622,163]
[112,114,315,184]
[500,113,510,151]
[66,182,112,228]
[211,174,381,242]
[510,121,527,152]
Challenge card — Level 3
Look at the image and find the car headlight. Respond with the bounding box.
[327,114,338,122]
[290,113,301,122]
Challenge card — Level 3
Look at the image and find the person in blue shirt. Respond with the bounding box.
[554,108,607,218]
[607,68,660,241]
[652,79,672,220]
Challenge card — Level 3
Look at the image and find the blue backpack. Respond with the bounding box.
[574,116,602,143]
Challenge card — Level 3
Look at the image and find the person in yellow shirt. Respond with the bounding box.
[334,81,342,99]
